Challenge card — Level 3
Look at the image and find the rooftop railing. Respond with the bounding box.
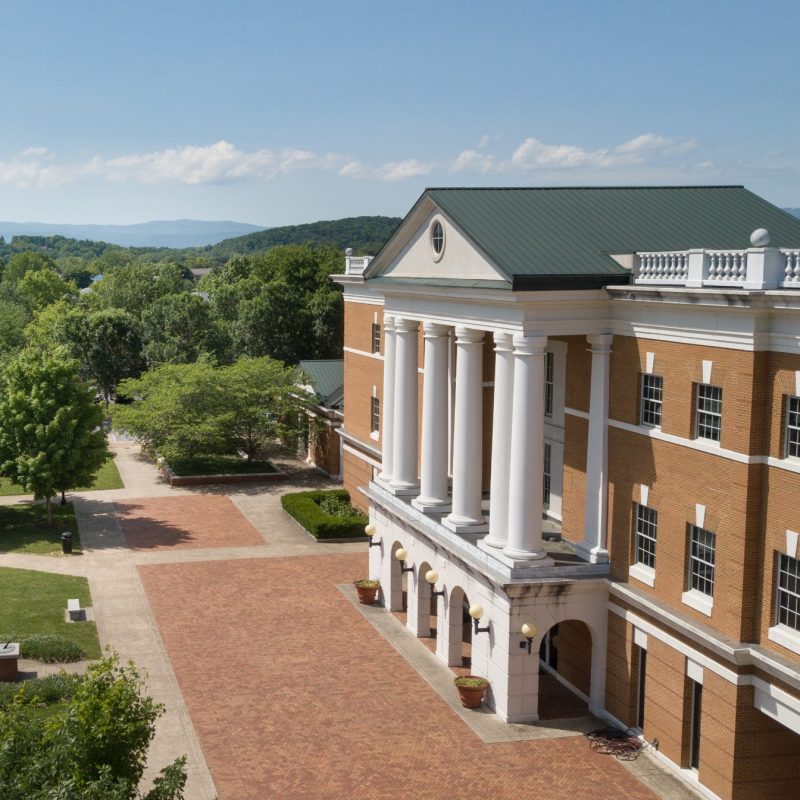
[635,245,800,290]
[343,254,374,276]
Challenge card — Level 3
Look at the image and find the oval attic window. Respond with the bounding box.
[431,221,445,257]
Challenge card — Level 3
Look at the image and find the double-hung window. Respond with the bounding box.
[544,352,554,417]
[370,396,380,433]
[634,505,658,569]
[688,526,716,597]
[371,322,381,354]
[785,396,800,459]
[776,554,800,632]
[543,443,551,508]
[640,375,663,427]
[695,384,722,442]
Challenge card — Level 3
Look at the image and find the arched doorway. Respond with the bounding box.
[387,541,406,612]
[438,585,472,668]
[537,620,592,720]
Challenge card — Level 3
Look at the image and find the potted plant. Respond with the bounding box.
[454,675,489,708]
[354,579,380,605]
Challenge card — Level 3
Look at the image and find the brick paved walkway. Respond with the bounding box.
[139,554,658,800]
[116,496,265,550]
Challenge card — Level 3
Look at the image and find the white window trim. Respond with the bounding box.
[629,562,655,588]
[682,589,713,617]
[785,395,800,460]
[768,624,800,657]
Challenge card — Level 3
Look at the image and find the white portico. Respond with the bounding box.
[335,189,626,722]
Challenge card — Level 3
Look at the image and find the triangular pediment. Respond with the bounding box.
[365,198,509,285]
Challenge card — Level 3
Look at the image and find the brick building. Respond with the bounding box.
[333,187,800,800]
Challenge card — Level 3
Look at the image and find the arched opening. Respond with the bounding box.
[388,541,406,613]
[414,561,438,645]
[537,620,592,720]
[440,585,473,669]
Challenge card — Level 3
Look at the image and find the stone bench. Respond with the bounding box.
[67,598,84,622]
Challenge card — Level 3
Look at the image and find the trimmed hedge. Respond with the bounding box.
[281,489,368,540]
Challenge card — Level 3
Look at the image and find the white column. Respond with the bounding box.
[445,326,486,531]
[414,322,451,511]
[503,334,550,562]
[484,332,515,548]
[577,334,613,564]
[378,314,396,483]
[391,317,419,492]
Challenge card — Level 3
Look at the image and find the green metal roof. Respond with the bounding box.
[298,360,344,408]
[374,186,800,291]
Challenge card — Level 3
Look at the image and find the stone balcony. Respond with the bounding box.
[365,479,609,587]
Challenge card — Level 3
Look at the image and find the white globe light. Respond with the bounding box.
[425,569,439,585]
[521,623,537,639]
[364,524,376,536]
[468,604,484,621]
[750,227,771,247]
[395,548,407,562]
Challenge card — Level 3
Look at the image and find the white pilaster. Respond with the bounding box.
[391,317,419,492]
[484,332,515,548]
[445,326,487,531]
[378,315,396,483]
[576,334,613,564]
[503,334,551,562]
[413,322,451,511]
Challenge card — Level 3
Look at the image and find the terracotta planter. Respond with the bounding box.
[455,677,488,708]
[354,581,380,605]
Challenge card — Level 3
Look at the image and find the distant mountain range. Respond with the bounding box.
[786,208,800,219]
[0,219,265,248]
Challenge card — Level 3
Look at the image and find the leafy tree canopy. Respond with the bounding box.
[16,268,77,313]
[141,292,216,366]
[89,262,190,319]
[0,653,187,800]
[0,348,110,521]
[113,357,313,464]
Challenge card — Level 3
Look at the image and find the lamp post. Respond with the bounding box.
[469,604,490,635]
[424,569,445,597]
[519,622,538,654]
[395,548,414,573]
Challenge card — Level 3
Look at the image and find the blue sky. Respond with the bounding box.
[1,0,798,225]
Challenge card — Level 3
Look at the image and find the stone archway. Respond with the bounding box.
[410,561,437,640]
[537,619,592,720]
[387,541,405,612]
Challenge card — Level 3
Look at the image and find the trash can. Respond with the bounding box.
[61,532,73,554]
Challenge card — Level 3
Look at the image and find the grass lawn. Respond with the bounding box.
[0,503,82,555]
[0,567,101,659]
[169,454,278,476]
[0,456,124,497]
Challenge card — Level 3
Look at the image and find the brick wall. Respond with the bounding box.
[605,612,637,726]
[342,448,374,512]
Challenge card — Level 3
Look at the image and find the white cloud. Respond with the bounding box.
[510,133,697,171]
[339,157,434,182]
[450,149,495,174]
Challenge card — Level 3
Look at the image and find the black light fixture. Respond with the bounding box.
[425,570,445,598]
[519,622,538,654]
[395,548,414,573]
[364,524,381,548]
[469,605,490,635]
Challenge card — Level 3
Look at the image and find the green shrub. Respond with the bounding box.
[0,633,85,663]
[281,489,368,540]
[0,673,82,708]
[454,675,489,689]
[318,493,357,517]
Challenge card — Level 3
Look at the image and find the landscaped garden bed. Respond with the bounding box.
[281,489,368,541]
[0,504,82,555]
[0,568,101,661]
[161,454,286,486]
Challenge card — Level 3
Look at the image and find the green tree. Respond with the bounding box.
[0,299,28,356]
[0,653,187,799]
[113,357,312,463]
[17,268,77,313]
[141,292,216,365]
[112,362,227,463]
[1,251,55,287]
[90,262,189,318]
[0,349,110,521]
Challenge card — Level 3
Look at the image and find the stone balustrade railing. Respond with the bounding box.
[634,247,800,290]
[344,254,374,275]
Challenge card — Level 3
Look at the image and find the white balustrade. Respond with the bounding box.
[344,255,373,275]
[783,250,800,285]
[634,247,800,290]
